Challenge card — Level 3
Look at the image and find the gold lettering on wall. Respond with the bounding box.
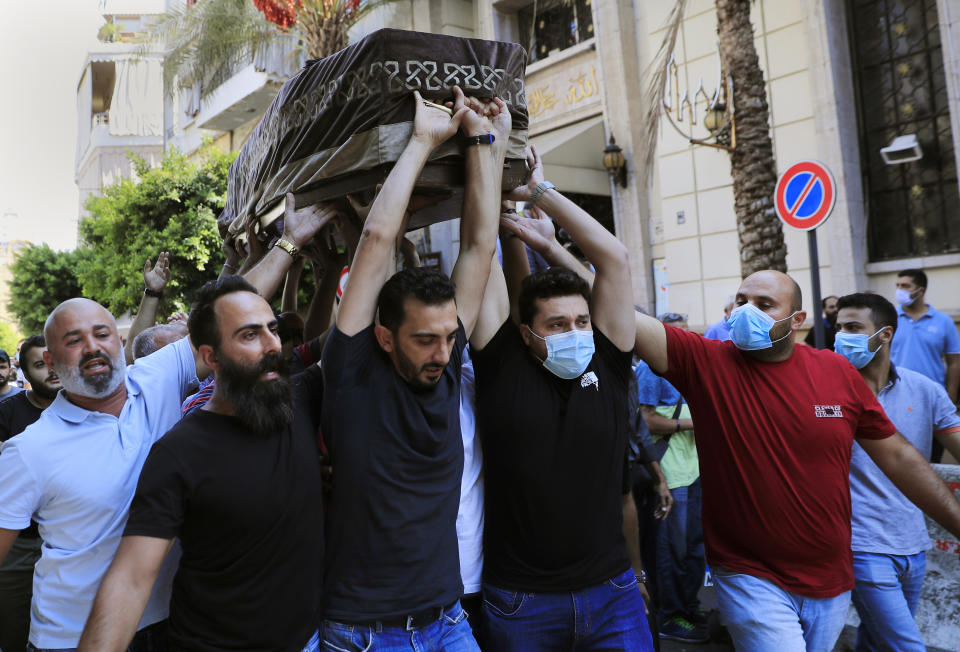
[528,87,560,118]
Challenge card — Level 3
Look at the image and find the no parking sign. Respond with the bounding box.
[774,159,837,349]
[774,160,836,231]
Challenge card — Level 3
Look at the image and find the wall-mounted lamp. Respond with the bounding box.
[603,135,628,188]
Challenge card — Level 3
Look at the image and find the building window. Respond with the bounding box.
[848,0,960,260]
[517,0,594,64]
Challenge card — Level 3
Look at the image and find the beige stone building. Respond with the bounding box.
[346,0,960,332]
[155,0,960,331]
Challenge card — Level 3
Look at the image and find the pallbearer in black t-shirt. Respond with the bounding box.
[78,196,341,652]
[0,334,61,652]
[319,88,508,651]
[469,147,655,650]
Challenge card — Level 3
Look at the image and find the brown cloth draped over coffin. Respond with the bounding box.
[219,28,530,243]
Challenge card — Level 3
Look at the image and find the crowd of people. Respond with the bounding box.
[0,88,959,652]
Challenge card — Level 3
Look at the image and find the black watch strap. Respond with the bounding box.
[464,133,495,146]
[144,288,163,299]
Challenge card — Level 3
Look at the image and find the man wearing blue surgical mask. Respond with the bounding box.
[890,269,960,463]
[630,270,960,652]
[469,148,653,651]
[836,292,960,651]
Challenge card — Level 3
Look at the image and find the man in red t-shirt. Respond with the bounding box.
[632,270,960,652]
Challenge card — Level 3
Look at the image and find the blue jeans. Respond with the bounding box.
[851,551,926,652]
[655,478,705,621]
[712,567,850,652]
[321,601,478,651]
[480,569,655,651]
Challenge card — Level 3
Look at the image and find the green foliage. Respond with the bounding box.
[8,244,89,334]
[0,322,22,356]
[78,145,235,318]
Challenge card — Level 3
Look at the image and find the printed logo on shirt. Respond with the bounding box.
[580,371,599,391]
[814,405,843,418]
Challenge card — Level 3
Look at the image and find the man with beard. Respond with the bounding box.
[630,270,960,651]
[803,294,839,350]
[78,276,325,652]
[0,296,198,651]
[319,89,505,650]
[0,349,24,400]
[0,334,62,652]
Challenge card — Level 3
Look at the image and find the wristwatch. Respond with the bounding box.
[529,181,556,206]
[144,288,163,299]
[464,133,495,147]
[275,236,299,258]
[636,570,647,584]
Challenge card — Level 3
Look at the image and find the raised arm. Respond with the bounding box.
[77,536,174,652]
[124,253,170,364]
[450,91,511,338]
[507,146,634,350]
[634,311,668,374]
[243,196,339,301]
[501,203,595,289]
[336,91,468,336]
[280,255,306,313]
[858,432,960,539]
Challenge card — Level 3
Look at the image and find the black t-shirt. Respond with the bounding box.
[125,366,325,652]
[472,320,632,591]
[0,392,45,539]
[320,323,465,622]
[804,322,836,350]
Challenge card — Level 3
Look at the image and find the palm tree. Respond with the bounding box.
[642,0,786,276]
[716,0,786,275]
[143,0,390,99]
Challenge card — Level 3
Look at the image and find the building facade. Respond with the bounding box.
[74,1,167,221]
[86,0,960,329]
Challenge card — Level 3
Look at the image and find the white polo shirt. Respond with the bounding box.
[0,337,197,648]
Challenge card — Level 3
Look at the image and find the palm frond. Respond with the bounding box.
[139,0,289,98]
[639,0,688,184]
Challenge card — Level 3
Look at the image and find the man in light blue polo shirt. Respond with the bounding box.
[891,268,960,400]
[836,292,960,651]
[0,297,199,651]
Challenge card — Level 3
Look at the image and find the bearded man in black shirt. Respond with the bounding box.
[79,194,339,652]
[469,147,654,651]
[0,334,61,652]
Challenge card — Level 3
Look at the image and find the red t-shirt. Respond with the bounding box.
[663,327,896,597]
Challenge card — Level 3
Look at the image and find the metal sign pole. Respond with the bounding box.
[807,230,825,349]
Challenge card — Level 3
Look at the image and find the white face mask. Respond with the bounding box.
[895,288,920,306]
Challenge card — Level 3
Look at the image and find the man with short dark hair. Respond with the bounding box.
[835,292,960,651]
[804,294,839,350]
[892,268,960,396]
[0,334,61,652]
[78,276,326,652]
[891,269,960,463]
[0,349,24,400]
[319,88,507,650]
[630,269,960,651]
[471,146,652,649]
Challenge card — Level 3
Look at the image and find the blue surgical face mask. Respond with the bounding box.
[528,328,595,379]
[895,288,919,306]
[727,302,797,351]
[834,328,886,369]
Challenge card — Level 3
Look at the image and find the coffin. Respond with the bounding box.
[219,27,530,242]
